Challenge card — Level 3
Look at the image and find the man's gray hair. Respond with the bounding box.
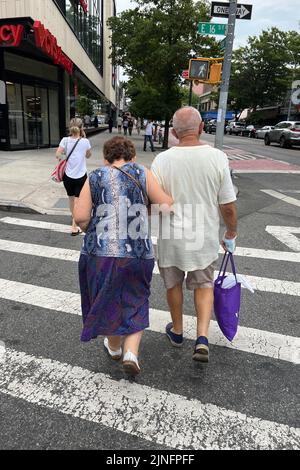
[173,106,202,136]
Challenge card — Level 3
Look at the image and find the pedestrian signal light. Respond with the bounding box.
[188,58,223,84]
[189,59,210,81]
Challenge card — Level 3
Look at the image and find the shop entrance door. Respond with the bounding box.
[7,81,60,150]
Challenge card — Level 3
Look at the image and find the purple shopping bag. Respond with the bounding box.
[214,253,241,342]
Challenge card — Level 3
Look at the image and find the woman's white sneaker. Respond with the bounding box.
[104,338,122,361]
[123,350,140,376]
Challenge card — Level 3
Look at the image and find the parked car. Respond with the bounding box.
[255,125,274,139]
[228,121,246,135]
[205,119,227,134]
[241,125,259,138]
[264,121,300,148]
[207,119,217,134]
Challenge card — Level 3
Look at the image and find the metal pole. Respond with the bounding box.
[215,0,238,150]
[287,85,293,121]
[188,79,193,106]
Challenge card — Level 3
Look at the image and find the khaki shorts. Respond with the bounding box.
[159,263,216,291]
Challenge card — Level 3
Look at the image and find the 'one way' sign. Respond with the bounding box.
[211,2,253,20]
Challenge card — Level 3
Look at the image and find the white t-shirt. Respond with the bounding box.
[145,123,154,136]
[117,117,123,126]
[59,137,91,179]
[151,145,237,271]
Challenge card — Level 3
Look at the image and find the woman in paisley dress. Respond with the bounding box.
[74,136,173,376]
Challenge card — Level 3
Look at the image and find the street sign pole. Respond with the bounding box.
[188,80,193,106]
[215,0,237,150]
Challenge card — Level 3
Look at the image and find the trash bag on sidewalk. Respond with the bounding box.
[214,253,242,342]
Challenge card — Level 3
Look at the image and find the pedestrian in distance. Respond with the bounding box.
[128,118,134,136]
[84,114,91,129]
[151,107,238,363]
[108,116,114,134]
[56,118,92,236]
[136,117,142,135]
[74,136,173,376]
[93,115,99,128]
[117,115,123,134]
[144,119,155,152]
[123,117,129,136]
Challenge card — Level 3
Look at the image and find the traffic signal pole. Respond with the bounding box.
[215,0,237,150]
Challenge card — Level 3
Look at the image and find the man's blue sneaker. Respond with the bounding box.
[193,336,209,363]
[166,323,183,348]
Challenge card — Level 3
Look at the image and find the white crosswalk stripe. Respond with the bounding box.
[0,278,299,364]
[2,217,300,262]
[1,348,299,450]
[1,239,300,296]
[0,215,299,449]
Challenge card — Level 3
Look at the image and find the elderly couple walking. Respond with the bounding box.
[74,107,237,376]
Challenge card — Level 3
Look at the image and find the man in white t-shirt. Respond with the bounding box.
[144,120,155,152]
[151,107,237,362]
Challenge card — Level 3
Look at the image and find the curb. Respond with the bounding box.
[0,202,41,215]
[0,201,70,216]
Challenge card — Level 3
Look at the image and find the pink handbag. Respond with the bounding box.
[52,138,81,183]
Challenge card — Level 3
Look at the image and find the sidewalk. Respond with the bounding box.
[0,130,158,215]
[0,130,238,215]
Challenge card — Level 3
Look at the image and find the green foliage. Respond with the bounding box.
[229,27,300,112]
[76,96,94,117]
[108,0,221,146]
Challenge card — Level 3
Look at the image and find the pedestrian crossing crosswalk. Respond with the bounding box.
[0,215,299,450]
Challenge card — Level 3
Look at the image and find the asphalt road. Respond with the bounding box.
[0,137,299,450]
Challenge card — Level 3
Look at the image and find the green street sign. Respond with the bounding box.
[198,22,227,36]
[220,37,226,51]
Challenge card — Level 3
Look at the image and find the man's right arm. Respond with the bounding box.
[219,202,237,239]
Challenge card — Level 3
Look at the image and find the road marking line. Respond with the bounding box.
[0,217,71,233]
[266,226,300,252]
[0,348,299,450]
[1,239,300,294]
[2,218,300,263]
[0,278,299,364]
[261,190,300,208]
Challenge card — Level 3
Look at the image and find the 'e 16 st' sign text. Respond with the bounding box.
[33,21,74,75]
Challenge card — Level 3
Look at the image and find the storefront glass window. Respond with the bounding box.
[64,0,103,73]
[7,82,24,148]
[49,88,60,146]
[6,81,60,149]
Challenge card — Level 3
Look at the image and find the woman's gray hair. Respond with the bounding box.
[173,107,202,136]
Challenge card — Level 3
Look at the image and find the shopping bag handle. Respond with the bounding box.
[218,252,238,286]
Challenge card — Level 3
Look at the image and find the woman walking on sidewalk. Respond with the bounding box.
[74,136,173,376]
[56,118,92,236]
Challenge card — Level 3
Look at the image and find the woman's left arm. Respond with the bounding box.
[74,179,93,232]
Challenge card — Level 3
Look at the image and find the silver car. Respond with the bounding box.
[256,126,274,139]
[265,121,300,148]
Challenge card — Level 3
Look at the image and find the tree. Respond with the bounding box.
[229,27,300,112]
[108,0,221,147]
[76,95,94,117]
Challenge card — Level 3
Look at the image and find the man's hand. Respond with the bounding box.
[222,231,237,253]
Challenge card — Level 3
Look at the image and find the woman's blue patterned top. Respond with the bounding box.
[81,163,154,259]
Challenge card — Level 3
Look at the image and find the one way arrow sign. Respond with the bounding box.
[211,2,253,20]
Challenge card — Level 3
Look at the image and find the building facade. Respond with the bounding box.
[0,0,117,150]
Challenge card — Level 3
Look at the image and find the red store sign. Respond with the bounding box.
[0,21,73,75]
[79,0,88,14]
[33,21,73,75]
[0,24,24,47]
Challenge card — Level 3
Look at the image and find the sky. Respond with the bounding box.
[116,0,300,48]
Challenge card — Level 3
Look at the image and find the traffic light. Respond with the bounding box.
[188,58,223,84]
[189,58,210,81]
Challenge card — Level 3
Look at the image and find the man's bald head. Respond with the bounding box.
[172,107,203,138]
